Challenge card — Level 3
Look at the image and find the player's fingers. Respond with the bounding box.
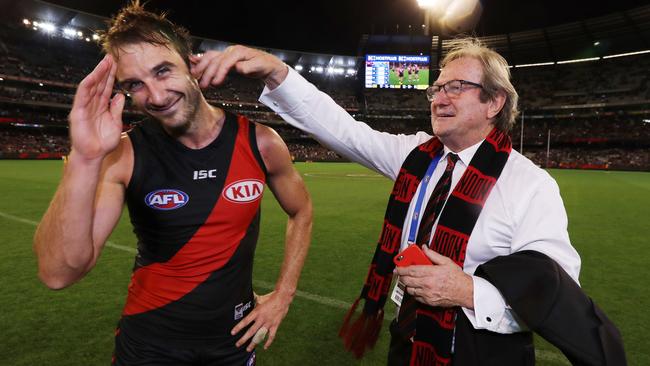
[100,56,118,102]
[231,311,256,335]
[74,56,109,107]
[94,58,112,103]
[236,323,261,349]
[109,93,125,122]
[246,326,268,352]
[263,327,277,350]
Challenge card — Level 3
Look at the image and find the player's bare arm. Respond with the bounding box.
[34,55,131,289]
[231,124,313,352]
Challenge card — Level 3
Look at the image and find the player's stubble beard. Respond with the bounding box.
[150,79,201,137]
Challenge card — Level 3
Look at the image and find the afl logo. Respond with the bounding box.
[223,179,264,203]
[145,189,189,210]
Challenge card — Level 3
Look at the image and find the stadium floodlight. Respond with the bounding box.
[417,0,436,7]
[23,19,30,25]
[346,68,356,75]
[515,61,555,68]
[295,65,303,71]
[315,66,323,73]
[85,37,91,42]
[39,83,44,86]
[0,77,4,81]
[63,28,77,37]
[327,67,335,74]
[92,33,100,41]
[417,0,453,10]
[603,49,650,59]
[39,22,56,33]
[557,57,600,64]
[77,31,83,37]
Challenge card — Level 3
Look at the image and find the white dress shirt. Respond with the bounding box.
[259,68,581,333]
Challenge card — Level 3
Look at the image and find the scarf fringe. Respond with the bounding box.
[338,297,385,359]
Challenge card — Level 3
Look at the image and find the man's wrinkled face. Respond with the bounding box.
[430,57,492,144]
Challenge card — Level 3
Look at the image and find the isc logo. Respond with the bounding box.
[145,189,189,210]
[193,169,217,180]
[222,179,264,203]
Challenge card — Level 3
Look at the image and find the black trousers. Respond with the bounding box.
[387,319,411,366]
[386,316,535,366]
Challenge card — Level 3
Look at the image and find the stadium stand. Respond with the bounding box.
[0,8,649,171]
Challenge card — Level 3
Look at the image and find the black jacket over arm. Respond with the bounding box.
[453,250,626,366]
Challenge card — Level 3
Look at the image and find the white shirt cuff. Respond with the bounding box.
[462,276,526,334]
[259,67,313,114]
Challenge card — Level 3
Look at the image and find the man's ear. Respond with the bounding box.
[487,91,506,119]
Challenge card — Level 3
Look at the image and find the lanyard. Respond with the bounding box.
[407,152,443,244]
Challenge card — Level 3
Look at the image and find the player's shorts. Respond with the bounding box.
[112,325,256,366]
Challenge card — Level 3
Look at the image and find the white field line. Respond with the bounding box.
[1,210,568,364]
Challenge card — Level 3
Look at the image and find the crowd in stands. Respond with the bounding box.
[0,127,68,154]
[1,21,648,170]
[523,147,649,171]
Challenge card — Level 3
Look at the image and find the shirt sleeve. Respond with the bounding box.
[462,170,581,334]
[462,277,528,333]
[510,174,581,283]
[259,67,432,180]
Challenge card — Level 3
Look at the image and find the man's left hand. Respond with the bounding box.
[395,246,474,309]
[231,291,292,352]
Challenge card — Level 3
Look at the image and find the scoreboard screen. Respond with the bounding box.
[365,54,430,90]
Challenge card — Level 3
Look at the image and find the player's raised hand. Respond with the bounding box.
[68,55,125,161]
[190,45,288,90]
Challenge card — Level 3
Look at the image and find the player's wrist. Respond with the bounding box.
[273,285,296,302]
[66,149,105,170]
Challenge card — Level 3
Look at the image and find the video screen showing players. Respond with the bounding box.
[365,54,430,90]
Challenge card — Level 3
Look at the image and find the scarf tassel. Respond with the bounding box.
[338,297,385,359]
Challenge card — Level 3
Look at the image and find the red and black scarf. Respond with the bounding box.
[339,128,512,365]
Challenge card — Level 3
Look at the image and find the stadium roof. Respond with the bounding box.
[2,0,650,66]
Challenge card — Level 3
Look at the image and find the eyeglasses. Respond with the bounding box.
[426,79,483,102]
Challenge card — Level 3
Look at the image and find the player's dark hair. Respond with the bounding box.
[100,0,192,69]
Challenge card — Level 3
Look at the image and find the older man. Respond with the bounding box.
[191,38,624,365]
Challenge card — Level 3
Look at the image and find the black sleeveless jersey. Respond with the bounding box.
[120,111,267,345]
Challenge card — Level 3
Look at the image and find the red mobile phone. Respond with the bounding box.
[394,245,432,267]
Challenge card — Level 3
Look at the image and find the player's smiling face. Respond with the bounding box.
[115,42,201,133]
[430,57,494,151]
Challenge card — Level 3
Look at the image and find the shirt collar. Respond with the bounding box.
[442,139,483,166]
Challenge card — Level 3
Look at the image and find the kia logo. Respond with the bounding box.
[222,179,264,203]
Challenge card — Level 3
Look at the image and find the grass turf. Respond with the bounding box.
[0,160,647,365]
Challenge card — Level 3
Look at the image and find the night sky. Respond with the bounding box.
[41,0,650,55]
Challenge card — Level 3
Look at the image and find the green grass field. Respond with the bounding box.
[389,69,430,88]
[1,160,648,365]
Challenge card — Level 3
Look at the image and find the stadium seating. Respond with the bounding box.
[1,20,648,170]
